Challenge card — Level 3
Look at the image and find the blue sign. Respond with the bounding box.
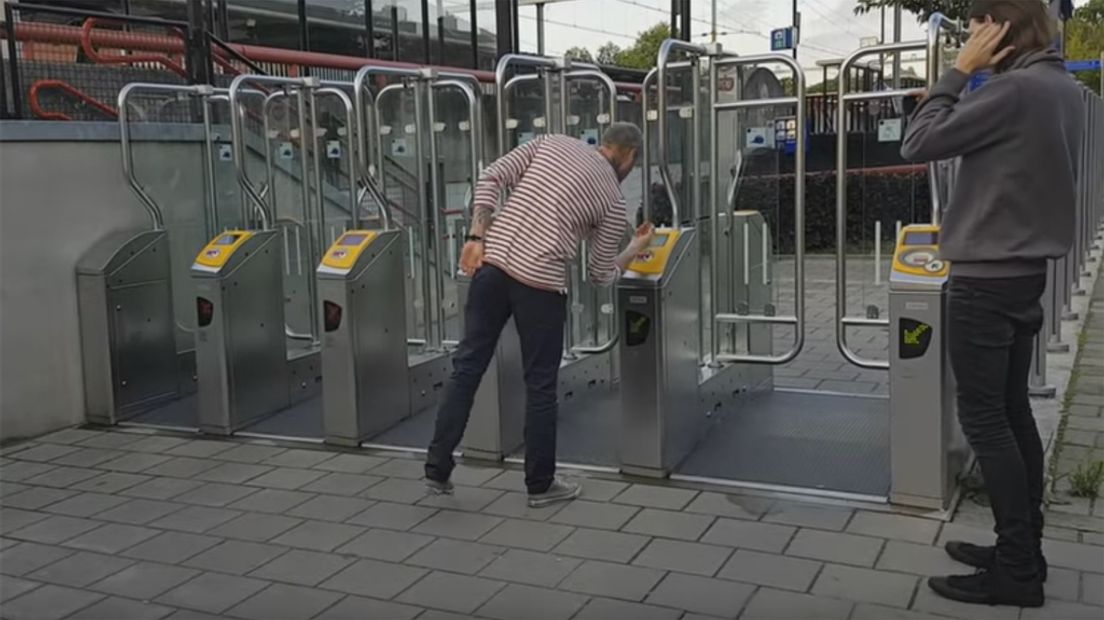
[771,27,796,51]
[1067,59,1102,73]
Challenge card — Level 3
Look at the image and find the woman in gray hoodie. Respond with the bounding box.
[901,0,1085,609]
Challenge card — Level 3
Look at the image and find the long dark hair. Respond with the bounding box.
[967,0,1055,72]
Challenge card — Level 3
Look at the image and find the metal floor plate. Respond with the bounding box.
[242,396,324,438]
[675,391,890,497]
[369,406,438,449]
[128,394,198,428]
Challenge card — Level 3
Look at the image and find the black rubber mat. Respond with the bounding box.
[242,396,324,438]
[369,406,438,449]
[128,394,198,428]
[676,391,890,496]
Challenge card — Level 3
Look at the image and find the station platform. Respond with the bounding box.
[2,420,1101,620]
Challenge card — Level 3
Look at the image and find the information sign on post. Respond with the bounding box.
[770,27,797,52]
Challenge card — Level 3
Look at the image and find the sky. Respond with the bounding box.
[435,0,1088,74]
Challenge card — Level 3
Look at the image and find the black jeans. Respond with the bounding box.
[948,274,1047,580]
[425,264,566,494]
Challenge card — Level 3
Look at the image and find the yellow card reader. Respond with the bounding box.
[627,228,681,276]
[891,224,949,280]
[320,230,380,273]
[193,231,254,271]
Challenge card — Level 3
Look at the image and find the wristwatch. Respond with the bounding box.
[466,234,484,242]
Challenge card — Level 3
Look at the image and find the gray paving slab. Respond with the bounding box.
[762,502,854,531]
[247,548,354,586]
[7,515,102,545]
[632,538,732,577]
[120,531,222,564]
[717,548,821,591]
[479,518,575,552]
[645,572,756,618]
[88,561,201,599]
[143,457,221,479]
[313,595,422,620]
[37,429,103,445]
[148,505,241,533]
[369,458,427,479]
[611,484,698,511]
[785,529,884,567]
[1021,600,1104,620]
[576,478,631,502]
[67,595,176,620]
[0,508,50,534]
[164,439,237,458]
[481,492,565,521]
[623,508,715,541]
[875,540,969,577]
[0,542,75,576]
[552,527,651,563]
[212,444,288,464]
[163,610,226,620]
[1042,538,1104,572]
[62,518,161,551]
[479,548,582,587]
[193,462,273,484]
[70,472,151,494]
[98,452,173,473]
[227,583,344,620]
[448,464,503,488]
[346,501,438,530]
[25,465,101,488]
[262,449,337,469]
[1083,572,1104,606]
[739,588,854,620]
[847,511,941,545]
[548,500,639,530]
[336,528,435,562]
[405,538,505,574]
[573,597,682,620]
[8,444,81,463]
[226,488,315,514]
[560,559,665,601]
[312,453,390,474]
[173,482,258,507]
[362,478,436,504]
[910,585,1021,620]
[247,467,328,490]
[850,602,950,619]
[156,571,270,614]
[0,462,57,483]
[683,493,773,521]
[482,470,525,491]
[125,436,191,454]
[0,575,41,602]
[51,449,127,468]
[182,540,288,575]
[476,583,588,620]
[1044,567,1083,603]
[93,499,185,525]
[25,550,134,587]
[419,486,505,512]
[207,512,304,542]
[319,558,428,599]
[395,571,506,614]
[270,520,365,552]
[413,509,504,540]
[700,518,796,553]
[40,491,129,517]
[118,477,203,501]
[286,494,374,522]
[0,583,105,620]
[299,472,383,496]
[812,563,917,608]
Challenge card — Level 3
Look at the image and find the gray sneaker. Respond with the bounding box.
[528,477,581,508]
[424,477,454,495]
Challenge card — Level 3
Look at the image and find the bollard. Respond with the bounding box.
[1030,265,1058,397]
[1045,259,1069,353]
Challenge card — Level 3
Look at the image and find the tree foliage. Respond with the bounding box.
[1067,0,1104,94]
[613,23,671,69]
[853,0,971,21]
[564,46,594,63]
[596,42,623,65]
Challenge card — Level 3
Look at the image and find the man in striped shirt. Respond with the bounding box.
[425,123,654,507]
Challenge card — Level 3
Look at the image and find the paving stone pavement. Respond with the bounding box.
[3,424,1103,620]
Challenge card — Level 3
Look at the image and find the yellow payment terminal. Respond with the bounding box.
[193,231,254,272]
[319,231,379,275]
[891,224,949,282]
[627,228,682,276]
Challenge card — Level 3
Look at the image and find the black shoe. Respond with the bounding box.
[928,569,1044,608]
[944,541,1048,582]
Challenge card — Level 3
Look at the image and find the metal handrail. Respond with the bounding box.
[710,53,806,366]
[431,79,484,221]
[313,86,360,228]
[656,39,708,229]
[640,61,692,223]
[835,15,962,370]
[495,54,560,155]
[118,82,215,231]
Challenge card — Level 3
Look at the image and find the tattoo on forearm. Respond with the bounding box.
[473,209,493,232]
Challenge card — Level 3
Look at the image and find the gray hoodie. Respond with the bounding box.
[901,48,1085,278]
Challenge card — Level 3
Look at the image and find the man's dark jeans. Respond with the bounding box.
[948,274,1047,580]
[425,264,566,494]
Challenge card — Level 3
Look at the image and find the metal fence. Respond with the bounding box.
[1030,86,1104,396]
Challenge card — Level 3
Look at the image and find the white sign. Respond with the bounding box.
[326,140,342,159]
[218,144,233,162]
[278,142,294,160]
[580,128,600,147]
[745,127,774,149]
[860,36,880,48]
[391,138,409,156]
[878,118,903,143]
[518,131,536,145]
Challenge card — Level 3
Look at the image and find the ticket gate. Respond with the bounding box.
[316,229,454,447]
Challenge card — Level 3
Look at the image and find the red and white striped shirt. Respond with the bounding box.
[475,135,628,293]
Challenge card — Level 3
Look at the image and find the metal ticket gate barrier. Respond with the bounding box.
[315,65,482,448]
[78,82,223,427]
[834,14,971,508]
[460,54,622,462]
[191,74,359,437]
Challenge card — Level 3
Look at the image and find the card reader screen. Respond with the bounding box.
[215,233,241,245]
[340,234,369,247]
[649,233,669,248]
[903,231,938,246]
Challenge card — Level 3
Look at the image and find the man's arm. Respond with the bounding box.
[900,70,1019,162]
[468,138,542,237]
[586,201,653,287]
